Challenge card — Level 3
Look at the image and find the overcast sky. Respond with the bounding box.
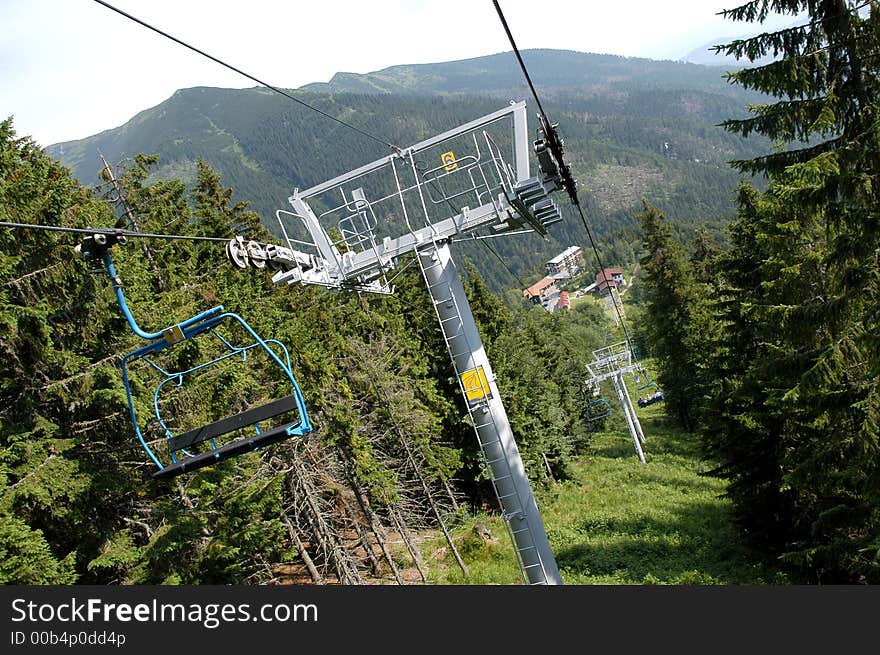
[1,0,800,146]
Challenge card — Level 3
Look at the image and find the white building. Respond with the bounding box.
[545,246,584,278]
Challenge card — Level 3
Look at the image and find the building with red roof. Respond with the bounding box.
[595,267,625,296]
[558,290,570,310]
[523,277,558,307]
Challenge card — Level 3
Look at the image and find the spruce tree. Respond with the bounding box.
[636,201,709,431]
[709,1,880,581]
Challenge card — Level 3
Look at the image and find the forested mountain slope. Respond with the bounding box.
[44,49,768,289]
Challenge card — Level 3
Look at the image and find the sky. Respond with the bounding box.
[1,0,801,147]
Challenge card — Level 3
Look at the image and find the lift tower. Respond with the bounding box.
[584,342,648,463]
[229,102,565,585]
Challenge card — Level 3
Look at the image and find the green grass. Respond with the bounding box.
[425,398,790,585]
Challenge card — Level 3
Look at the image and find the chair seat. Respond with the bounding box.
[152,421,302,479]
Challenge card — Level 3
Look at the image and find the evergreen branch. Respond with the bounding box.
[715,1,871,60]
[803,27,879,56]
[725,54,830,99]
[719,0,870,26]
[3,263,64,287]
[728,138,843,175]
[8,453,58,490]
[720,97,833,140]
[714,16,823,60]
[41,353,122,391]
[719,0,803,25]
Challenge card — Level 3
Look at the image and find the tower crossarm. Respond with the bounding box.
[228,102,563,293]
[584,342,638,386]
[273,193,515,287]
[584,362,640,387]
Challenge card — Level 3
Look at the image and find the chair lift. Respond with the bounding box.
[633,365,656,392]
[77,232,312,479]
[633,366,665,408]
[584,383,612,421]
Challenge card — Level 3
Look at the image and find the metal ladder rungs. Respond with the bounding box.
[516,546,539,555]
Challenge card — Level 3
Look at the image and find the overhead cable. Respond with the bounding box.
[91,0,401,153]
[0,220,231,243]
[492,0,635,352]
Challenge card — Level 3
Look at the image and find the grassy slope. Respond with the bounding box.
[423,388,790,585]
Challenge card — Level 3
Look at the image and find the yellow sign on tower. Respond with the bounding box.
[460,365,492,403]
[163,324,185,345]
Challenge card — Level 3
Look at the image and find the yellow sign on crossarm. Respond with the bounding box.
[461,365,492,403]
[440,151,458,172]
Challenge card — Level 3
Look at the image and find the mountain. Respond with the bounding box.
[679,38,777,67]
[679,39,745,67]
[678,19,809,67]
[44,49,769,289]
[301,49,741,96]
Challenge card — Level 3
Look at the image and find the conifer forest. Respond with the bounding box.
[1,1,878,585]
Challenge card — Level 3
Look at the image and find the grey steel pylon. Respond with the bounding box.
[418,240,561,585]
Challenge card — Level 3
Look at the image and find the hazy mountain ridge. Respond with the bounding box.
[302,48,747,96]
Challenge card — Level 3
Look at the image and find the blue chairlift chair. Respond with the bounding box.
[584,384,612,421]
[79,232,312,479]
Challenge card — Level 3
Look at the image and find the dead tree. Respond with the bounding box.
[349,336,469,577]
[280,508,323,584]
[283,438,362,584]
[390,506,428,583]
[336,453,404,585]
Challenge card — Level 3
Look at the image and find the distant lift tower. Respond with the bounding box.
[227,102,565,585]
[584,342,648,463]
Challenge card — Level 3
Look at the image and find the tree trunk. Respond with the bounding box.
[281,509,323,584]
[391,506,427,583]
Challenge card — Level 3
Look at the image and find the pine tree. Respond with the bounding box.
[707,1,880,581]
[0,118,126,582]
[636,201,710,431]
[702,185,797,547]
